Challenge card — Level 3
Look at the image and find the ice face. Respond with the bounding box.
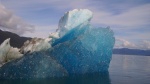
[57,9,93,37]
[20,37,51,54]
[49,25,115,74]
[0,38,11,65]
[0,9,115,79]
[0,52,68,79]
[0,38,22,66]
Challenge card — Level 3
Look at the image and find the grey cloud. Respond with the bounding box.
[0,4,34,35]
[92,4,150,27]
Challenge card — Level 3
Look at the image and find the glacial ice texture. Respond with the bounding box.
[50,25,115,74]
[0,38,22,66]
[0,9,115,79]
[0,52,68,79]
[57,9,92,37]
[19,37,51,54]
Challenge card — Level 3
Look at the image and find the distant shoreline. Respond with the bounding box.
[113,48,150,56]
[112,54,150,56]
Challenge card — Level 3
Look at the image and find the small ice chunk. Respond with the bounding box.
[20,37,51,54]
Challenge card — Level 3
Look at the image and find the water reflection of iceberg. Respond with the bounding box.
[0,72,111,84]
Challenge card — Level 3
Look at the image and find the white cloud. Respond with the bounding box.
[115,38,137,49]
[115,38,150,50]
[3,0,149,29]
[139,40,150,50]
[92,4,150,27]
[0,4,34,35]
[2,0,150,28]
[117,31,150,40]
[1,0,87,12]
[23,25,57,38]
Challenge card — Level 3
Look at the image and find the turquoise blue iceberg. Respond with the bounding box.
[0,9,115,79]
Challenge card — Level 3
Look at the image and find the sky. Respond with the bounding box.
[0,0,150,50]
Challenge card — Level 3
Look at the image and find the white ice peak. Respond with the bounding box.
[57,9,93,37]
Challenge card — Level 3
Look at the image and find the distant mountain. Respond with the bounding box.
[113,48,150,56]
[0,29,31,48]
[0,29,150,56]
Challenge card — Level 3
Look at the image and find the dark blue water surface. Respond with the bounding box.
[0,54,150,84]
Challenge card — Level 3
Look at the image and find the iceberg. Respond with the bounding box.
[0,9,115,79]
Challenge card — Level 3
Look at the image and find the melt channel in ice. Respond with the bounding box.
[0,9,115,79]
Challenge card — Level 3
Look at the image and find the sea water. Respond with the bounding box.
[109,54,150,84]
[0,54,150,84]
